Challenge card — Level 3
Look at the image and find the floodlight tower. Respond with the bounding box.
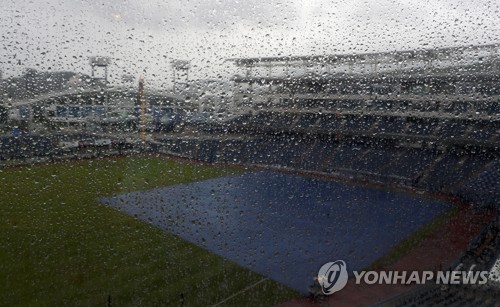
[89,56,111,84]
[89,56,112,120]
[170,59,190,94]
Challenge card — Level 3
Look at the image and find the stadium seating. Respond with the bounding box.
[405,118,440,136]
[466,121,499,141]
[129,130,499,207]
[295,113,320,129]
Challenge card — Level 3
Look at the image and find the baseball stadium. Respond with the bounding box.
[1,42,499,306]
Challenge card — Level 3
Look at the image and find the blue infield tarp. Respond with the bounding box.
[100,171,451,293]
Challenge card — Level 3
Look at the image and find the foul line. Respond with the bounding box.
[212,278,269,306]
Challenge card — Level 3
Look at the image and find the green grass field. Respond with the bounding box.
[0,156,299,306]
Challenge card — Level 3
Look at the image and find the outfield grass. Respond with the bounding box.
[0,156,299,306]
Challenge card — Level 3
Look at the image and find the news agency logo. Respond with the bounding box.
[317,260,490,295]
[317,260,348,295]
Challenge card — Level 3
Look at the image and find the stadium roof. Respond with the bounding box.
[226,43,500,66]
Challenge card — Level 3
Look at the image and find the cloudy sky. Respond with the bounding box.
[1,0,499,88]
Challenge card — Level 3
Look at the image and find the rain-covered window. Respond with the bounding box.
[1,1,499,305]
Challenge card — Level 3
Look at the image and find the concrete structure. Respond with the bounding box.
[227,44,500,121]
[6,87,188,130]
[171,59,191,94]
[89,56,111,83]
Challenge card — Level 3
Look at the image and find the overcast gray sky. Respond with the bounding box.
[1,0,499,88]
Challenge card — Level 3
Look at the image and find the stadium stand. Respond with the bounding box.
[380,217,500,306]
